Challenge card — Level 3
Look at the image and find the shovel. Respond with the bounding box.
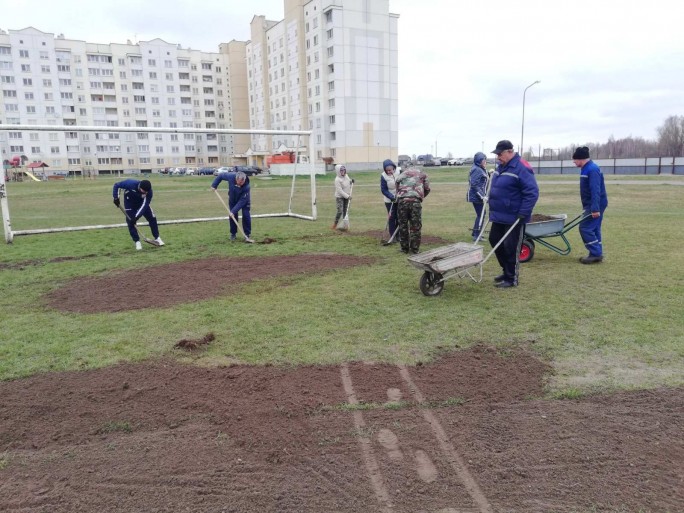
[117,204,161,246]
[381,202,394,243]
[383,226,400,246]
[213,189,255,243]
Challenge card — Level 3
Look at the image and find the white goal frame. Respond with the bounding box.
[0,125,316,243]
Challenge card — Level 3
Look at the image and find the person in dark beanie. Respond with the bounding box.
[488,140,539,288]
[573,146,608,264]
[466,152,489,242]
[112,178,164,250]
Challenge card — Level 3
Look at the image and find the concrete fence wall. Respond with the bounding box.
[533,156,684,175]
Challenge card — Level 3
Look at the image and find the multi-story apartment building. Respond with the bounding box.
[0,0,398,173]
[247,0,399,169]
[0,27,249,173]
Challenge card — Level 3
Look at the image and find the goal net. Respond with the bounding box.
[0,125,317,243]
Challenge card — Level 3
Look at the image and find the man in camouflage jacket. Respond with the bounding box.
[395,166,431,254]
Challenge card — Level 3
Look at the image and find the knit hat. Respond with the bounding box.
[572,146,590,159]
[139,179,151,192]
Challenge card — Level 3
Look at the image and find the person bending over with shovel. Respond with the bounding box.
[112,178,164,251]
[211,170,253,243]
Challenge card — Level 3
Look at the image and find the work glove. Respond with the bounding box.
[350,178,355,184]
[517,214,526,221]
[113,198,120,207]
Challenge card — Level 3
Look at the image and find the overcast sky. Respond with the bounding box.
[4,0,682,158]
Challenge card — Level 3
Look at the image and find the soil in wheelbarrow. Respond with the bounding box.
[529,213,558,222]
[0,345,682,513]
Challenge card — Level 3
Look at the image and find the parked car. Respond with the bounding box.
[448,158,464,166]
[185,167,196,176]
[234,165,262,176]
[197,167,216,175]
[439,158,449,166]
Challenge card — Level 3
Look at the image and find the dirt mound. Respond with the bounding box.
[174,332,215,350]
[0,345,681,512]
[44,254,376,313]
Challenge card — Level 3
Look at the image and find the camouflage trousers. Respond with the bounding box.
[397,200,422,252]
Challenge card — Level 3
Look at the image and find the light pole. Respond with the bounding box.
[520,80,540,157]
[435,131,442,157]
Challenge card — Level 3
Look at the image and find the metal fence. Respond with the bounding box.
[533,157,684,175]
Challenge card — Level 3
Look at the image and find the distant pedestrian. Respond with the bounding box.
[466,152,489,241]
[573,146,608,264]
[395,166,431,254]
[112,178,164,251]
[380,159,400,242]
[488,140,539,288]
[211,170,252,242]
[332,164,353,230]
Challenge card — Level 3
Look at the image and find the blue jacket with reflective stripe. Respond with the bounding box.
[488,154,539,224]
[579,160,608,213]
[113,179,153,218]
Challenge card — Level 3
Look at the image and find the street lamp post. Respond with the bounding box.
[435,131,442,158]
[520,80,540,157]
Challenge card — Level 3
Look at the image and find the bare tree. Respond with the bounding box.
[657,115,684,156]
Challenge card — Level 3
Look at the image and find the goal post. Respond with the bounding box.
[0,125,316,243]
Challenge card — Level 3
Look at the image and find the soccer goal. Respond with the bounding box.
[0,125,316,243]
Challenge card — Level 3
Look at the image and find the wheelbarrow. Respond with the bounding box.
[407,221,521,296]
[519,212,591,263]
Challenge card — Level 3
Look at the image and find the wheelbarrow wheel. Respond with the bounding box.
[519,240,535,263]
[420,271,444,296]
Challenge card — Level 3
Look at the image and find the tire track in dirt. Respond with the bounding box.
[342,362,490,512]
[398,364,493,513]
[340,363,394,512]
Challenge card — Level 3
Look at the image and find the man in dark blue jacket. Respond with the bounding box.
[211,170,251,241]
[488,140,539,288]
[573,146,608,264]
[112,178,164,250]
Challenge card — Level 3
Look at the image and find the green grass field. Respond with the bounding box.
[1,169,682,397]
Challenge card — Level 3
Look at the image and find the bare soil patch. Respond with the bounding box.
[1,346,681,513]
[44,254,376,313]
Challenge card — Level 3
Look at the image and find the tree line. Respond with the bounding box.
[528,115,684,160]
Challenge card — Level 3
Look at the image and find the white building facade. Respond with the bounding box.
[0,28,248,173]
[1,0,398,173]
[247,0,399,170]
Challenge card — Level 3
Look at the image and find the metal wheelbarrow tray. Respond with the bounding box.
[407,242,485,296]
[520,212,590,262]
[407,219,523,296]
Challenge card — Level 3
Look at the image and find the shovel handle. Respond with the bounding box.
[213,189,253,242]
[118,204,158,245]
